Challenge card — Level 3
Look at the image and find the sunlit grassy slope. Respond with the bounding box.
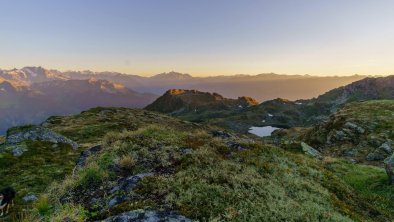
[1,105,393,221]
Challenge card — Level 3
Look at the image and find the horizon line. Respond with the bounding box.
[0,66,387,78]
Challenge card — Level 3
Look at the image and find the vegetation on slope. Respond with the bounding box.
[22,120,391,221]
[325,159,394,219]
[301,100,394,163]
[2,104,394,221]
[147,76,394,133]
[0,140,80,221]
[145,89,258,123]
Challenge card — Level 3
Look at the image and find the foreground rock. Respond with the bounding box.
[101,210,192,222]
[23,194,38,202]
[301,142,322,159]
[290,101,394,163]
[366,140,393,161]
[11,146,28,157]
[384,153,394,185]
[76,145,102,167]
[6,126,78,149]
[108,173,154,208]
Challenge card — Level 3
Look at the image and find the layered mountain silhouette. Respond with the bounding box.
[0,77,157,134]
[0,66,376,134]
[1,69,394,221]
[64,71,366,101]
[146,75,394,132]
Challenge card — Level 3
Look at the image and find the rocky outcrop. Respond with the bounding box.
[326,122,366,144]
[101,210,191,222]
[210,130,232,139]
[145,89,258,115]
[297,100,394,162]
[366,140,392,161]
[301,142,322,159]
[6,126,78,149]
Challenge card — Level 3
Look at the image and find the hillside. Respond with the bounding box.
[207,75,394,132]
[0,107,393,221]
[286,100,394,164]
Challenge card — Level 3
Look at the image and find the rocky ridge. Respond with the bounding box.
[145,89,258,115]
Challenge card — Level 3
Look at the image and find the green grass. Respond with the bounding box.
[277,100,394,163]
[5,106,394,222]
[326,159,394,218]
[0,140,81,221]
[45,125,391,221]
[45,107,206,147]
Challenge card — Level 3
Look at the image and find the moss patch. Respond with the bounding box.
[0,140,81,221]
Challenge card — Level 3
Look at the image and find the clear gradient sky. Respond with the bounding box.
[1,0,394,76]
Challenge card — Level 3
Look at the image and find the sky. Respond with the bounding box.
[0,0,394,77]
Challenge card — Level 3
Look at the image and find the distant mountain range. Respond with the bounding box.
[62,70,367,102]
[0,66,374,134]
[1,66,367,101]
[0,68,157,134]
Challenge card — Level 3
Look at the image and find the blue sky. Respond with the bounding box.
[1,0,394,76]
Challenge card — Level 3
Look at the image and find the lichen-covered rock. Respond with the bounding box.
[110,173,154,194]
[76,145,102,167]
[180,148,193,154]
[23,194,38,202]
[108,196,128,208]
[11,146,27,157]
[366,141,392,161]
[344,122,358,130]
[301,142,322,159]
[107,173,154,209]
[101,210,192,222]
[379,141,392,153]
[6,126,78,149]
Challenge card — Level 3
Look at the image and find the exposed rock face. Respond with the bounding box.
[6,126,78,149]
[101,210,192,222]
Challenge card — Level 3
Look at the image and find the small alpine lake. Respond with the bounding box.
[248,126,281,137]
